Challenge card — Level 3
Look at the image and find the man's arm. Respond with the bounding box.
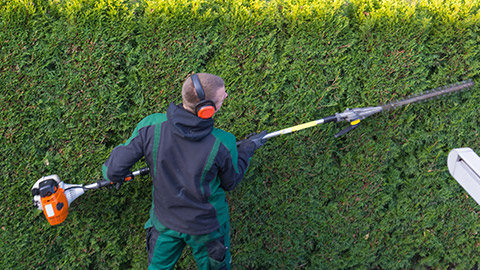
[218,142,254,190]
[215,131,266,191]
[102,127,145,182]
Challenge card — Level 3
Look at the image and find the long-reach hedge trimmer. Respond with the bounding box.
[255,80,474,140]
[32,168,150,225]
[33,80,474,226]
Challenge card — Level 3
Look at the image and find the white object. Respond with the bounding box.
[32,175,88,210]
[448,148,480,205]
[32,174,62,210]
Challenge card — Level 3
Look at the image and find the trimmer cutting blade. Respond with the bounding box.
[242,80,475,142]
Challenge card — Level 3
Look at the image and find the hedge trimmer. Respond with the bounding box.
[256,80,474,140]
[32,168,150,225]
[33,81,474,226]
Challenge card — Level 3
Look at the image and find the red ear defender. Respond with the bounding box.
[191,74,216,119]
[196,102,216,119]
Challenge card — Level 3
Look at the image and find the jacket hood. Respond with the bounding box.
[166,102,214,141]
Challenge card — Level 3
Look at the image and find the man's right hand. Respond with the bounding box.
[245,130,268,150]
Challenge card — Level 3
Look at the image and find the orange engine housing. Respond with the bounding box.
[41,187,69,226]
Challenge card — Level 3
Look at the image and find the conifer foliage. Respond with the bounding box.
[1,0,479,268]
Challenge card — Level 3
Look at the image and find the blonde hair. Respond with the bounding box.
[182,73,225,113]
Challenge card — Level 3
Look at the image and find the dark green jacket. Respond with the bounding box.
[103,102,256,235]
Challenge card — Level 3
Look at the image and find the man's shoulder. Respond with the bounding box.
[137,113,168,128]
[211,128,234,139]
[211,128,236,150]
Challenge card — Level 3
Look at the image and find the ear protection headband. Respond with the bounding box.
[191,74,216,119]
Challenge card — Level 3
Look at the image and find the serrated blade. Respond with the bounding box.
[382,80,474,111]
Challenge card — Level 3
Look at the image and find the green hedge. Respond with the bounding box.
[1,0,480,268]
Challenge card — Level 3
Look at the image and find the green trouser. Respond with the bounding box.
[146,218,231,270]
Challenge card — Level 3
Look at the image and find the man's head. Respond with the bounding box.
[182,73,227,117]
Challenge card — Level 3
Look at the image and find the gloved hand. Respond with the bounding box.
[245,130,268,150]
[114,182,123,190]
[103,181,123,190]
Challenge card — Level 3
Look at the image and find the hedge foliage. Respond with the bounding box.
[1,0,480,268]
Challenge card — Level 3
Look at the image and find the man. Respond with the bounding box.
[102,73,267,269]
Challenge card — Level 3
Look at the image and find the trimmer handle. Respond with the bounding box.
[334,121,361,138]
[132,167,150,177]
[123,167,150,182]
[96,179,114,188]
[98,167,151,189]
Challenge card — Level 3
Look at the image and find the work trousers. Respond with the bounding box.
[146,219,231,270]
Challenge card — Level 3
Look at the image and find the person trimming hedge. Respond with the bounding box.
[102,73,267,269]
